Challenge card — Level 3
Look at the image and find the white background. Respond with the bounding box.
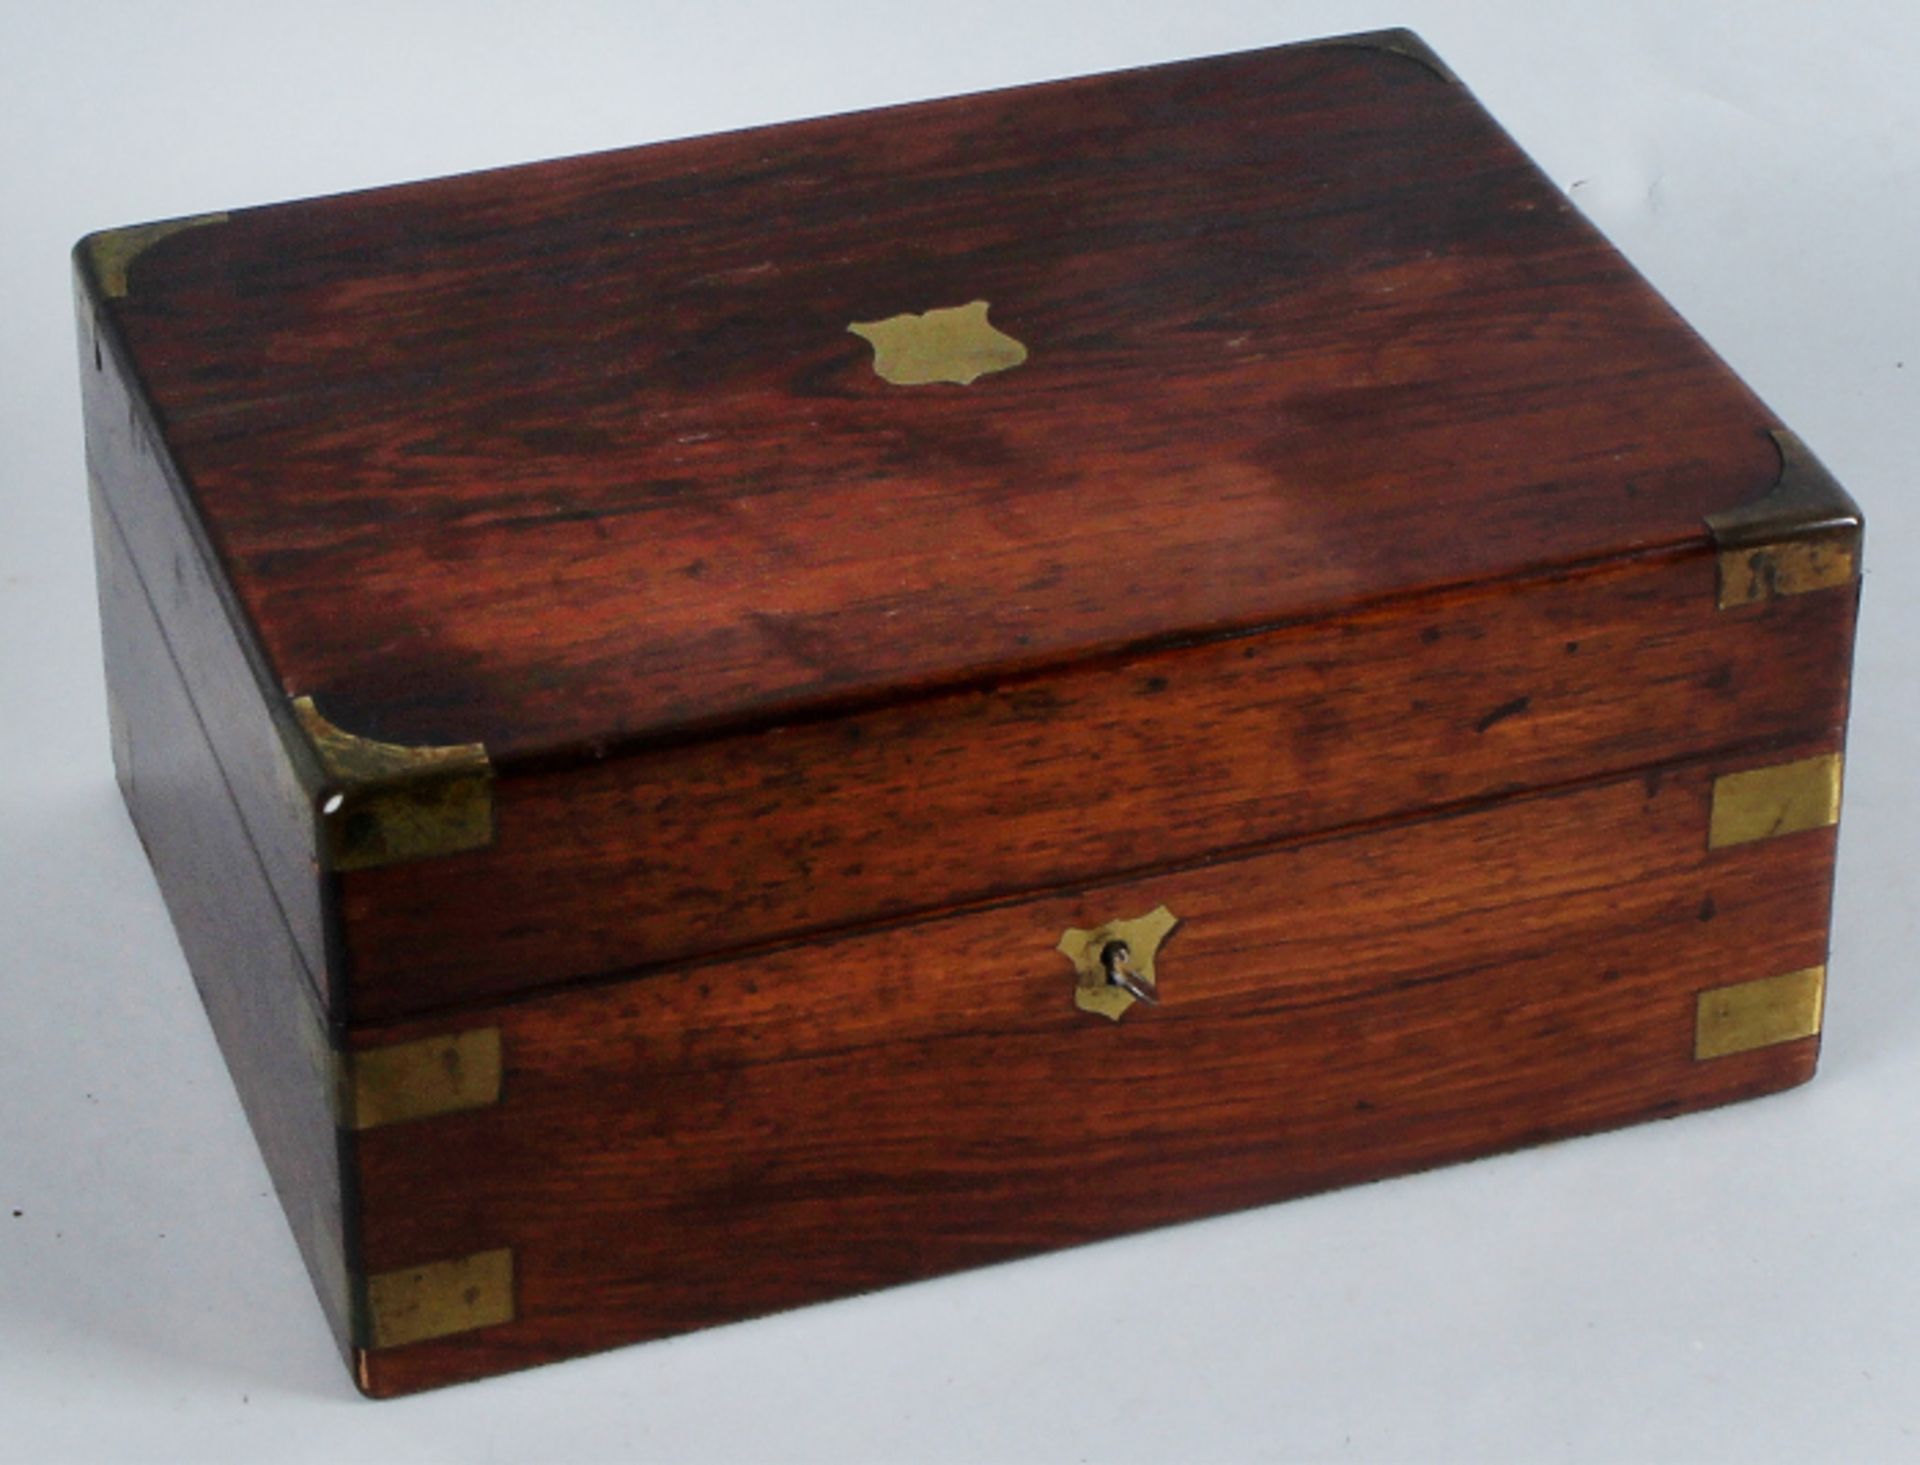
[2,3,1915,1461]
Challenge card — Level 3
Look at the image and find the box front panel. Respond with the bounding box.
[344,743,1840,1395]
[338,545,1857,1021]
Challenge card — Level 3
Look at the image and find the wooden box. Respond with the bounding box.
[77,30,1862,1396]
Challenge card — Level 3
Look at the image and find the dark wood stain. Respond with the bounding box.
[90,492,353,1360]
[339,550,1853,1021]
[78,31,1863,1398]
[98,40,1782,763]
[1474,694,1533,733]
[350,750,1837,1396]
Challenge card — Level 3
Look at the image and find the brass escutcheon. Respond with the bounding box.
[1058,905,1180,1021]
[847,300,1027,386]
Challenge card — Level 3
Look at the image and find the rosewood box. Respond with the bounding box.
[77,30,1862,1396]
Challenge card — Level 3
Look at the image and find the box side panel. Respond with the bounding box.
[91,481,354,1360]
[76,274,334,1010]
[340,544,1857,1021]
[347,743,1838,1395]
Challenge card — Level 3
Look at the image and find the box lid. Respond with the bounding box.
[80,32,1861,1024]
[85,30,1790,765]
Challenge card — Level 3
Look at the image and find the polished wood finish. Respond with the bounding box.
[87,29,1836,1022]
[91,488,353,1358]
[96,36,1779,769]
[340,545,1854,1020]
[77,30,1863,1397]
[350,747,1838,1396]
[79,297,336,1009]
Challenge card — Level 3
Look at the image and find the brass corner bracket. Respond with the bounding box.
[1706,429,1863,609]
[1695,966,1826,1060]
[292,696,494,872]
[336,1028,504,1132]
[358,1247,516,1352]
[1708,752,1843,850]
[1317,28,1460,85]
[79,212,229,300]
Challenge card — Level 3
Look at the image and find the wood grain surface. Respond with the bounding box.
[95,37,1783,762]
[349,744,1839,1395]
[79,290,336,1008]
[77,30,1864,1397]
[338,545,1855,1020]
[91,490,354,1361]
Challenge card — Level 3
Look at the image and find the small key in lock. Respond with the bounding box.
[1099,939,1160,1005]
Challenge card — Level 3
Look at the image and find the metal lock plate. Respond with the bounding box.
[1058,906,1180,1021]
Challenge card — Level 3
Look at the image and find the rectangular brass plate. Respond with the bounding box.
[363,1248,515,1350]
[1708,753,1843,850]
[1717,539,1856,609]
[1695,966,1826,1060]
[341,1028,503,1131]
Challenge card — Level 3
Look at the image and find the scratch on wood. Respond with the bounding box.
[1474,695,1531,733]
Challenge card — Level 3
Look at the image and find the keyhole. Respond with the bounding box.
[1100,940,1159,1004]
